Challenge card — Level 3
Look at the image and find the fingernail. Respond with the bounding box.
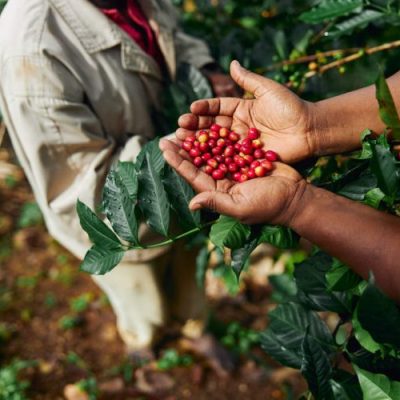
[189,202,201,211]
[232,60,241,68]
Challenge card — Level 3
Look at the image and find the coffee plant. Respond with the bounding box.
[77,1,400,399]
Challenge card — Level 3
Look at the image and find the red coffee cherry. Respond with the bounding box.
[243,155,254,165]
[210,123,221,132]
[215,155,224,163]
[248,169,256,179]
[193,157,203,167]
[241,144,253,155]
[219,127,229,138]
[199,142,209,152]
[253,149,265,159]
[212,146,224,156]
[252,139,263,149]
[202,153,212,162]
[228,163,239,173]
[265,150,279,162]
[247,127,260,140]
[239,174,249,183]
[207,158,218,169]
[217,138,226,147]
[224,146,235,158]
[254,166,267,177]
[233,172,242,182]
[236,157,247,168]
[242,138,252,147]
[198,132,209,143]
[212,169,226,180]
[261,159,273,171]
[229,132,240,142]
[204,165,214,175]
[189,148,200,158]
[225,157,233,165]
[250,160,260,169]
[182,141,193,152]
[186,135,196,143]
[209,130,220,140]
[208,139,217,147]
[218,163,228,173]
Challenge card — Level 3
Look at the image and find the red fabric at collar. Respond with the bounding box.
[101,0,165,68]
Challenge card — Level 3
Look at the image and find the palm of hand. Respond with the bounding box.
[159,139,304,226]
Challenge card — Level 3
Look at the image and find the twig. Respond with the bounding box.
[304,39,400,79]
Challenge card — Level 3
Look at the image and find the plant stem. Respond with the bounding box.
[126,220,217,251]
[304,39,400,79]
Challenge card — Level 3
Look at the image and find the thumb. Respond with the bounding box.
[189,191,239,217]
[230,60,280,98]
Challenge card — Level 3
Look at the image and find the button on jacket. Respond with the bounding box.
[0,0,214,261]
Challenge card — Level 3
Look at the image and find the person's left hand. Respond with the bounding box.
[159,139,307,226]
[203,70,241,97]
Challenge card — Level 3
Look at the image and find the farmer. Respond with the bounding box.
[0,0,238,356]
[160,60,400,302]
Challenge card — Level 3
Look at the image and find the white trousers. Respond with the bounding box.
[92,244,206,350]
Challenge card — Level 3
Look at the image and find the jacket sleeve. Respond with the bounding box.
[174,29,215,69]
[0,54,166,262]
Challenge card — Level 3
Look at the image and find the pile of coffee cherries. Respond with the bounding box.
[181,124,279,182]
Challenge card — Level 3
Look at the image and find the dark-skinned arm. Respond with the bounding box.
[287,184,400,301]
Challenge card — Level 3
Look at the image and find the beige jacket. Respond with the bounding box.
[0,0,213,261]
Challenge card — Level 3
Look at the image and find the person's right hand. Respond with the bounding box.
[159,139,307,226]
[177,61,319,164]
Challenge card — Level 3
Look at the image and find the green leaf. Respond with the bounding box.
[357,282,400,347]
[138,148,170,237]
[326,259,362,291]
[259,225,299,249]
[162,165,200,230]
[210,216,251,250]
[80,245,125,275]
[196,246,210,288]
[77,200,122,249]
[369,136,399,199]
[268,303,335,353]
[294,252,353,313]
[363,188,386,208]
[328,10,384,37]
[332,369,363,400]
[338,170,377,201]
[300,0,363,24]
[347,343,400,377]
[117,162,139,200]
[102,168,139,245]
[301,329,334,400]
[352,306,384,354]
[259,329,303,369]
[376,73,400,140]
[355,367,400,400]
[230,236,259,278]
[135,138,165,174]
[269,273,298,303]
[213,264,240,295]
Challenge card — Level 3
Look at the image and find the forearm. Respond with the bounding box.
[311,72,400,155]
[289,185,400,301]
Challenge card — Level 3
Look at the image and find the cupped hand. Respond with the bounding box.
[159,139,307,226]
[177,60,318,164]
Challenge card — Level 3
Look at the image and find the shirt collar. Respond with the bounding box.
[49,0,174,79]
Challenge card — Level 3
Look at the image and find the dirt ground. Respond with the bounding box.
[0,145,305,400]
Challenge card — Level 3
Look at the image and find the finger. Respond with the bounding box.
[189,191,241,218]
[230,60,280,98]
[176,128,195,141]
[162,150,216,193]
[159,139,190,161]
[269,162,302,181]
[190,98,241,117]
